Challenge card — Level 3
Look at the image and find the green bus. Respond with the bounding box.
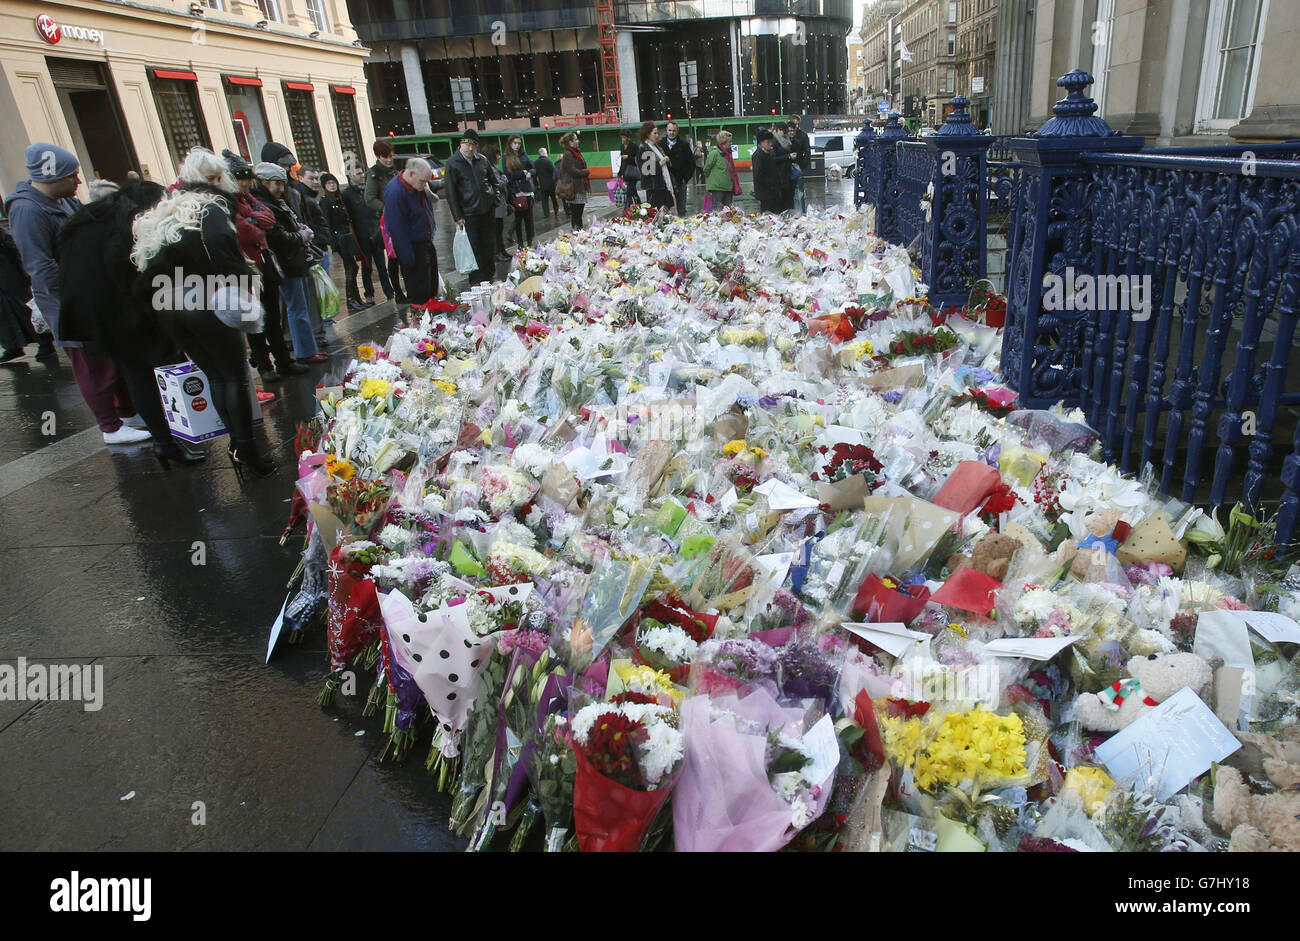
[388,115,793,178]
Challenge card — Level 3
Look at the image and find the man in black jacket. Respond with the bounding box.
[534,148,558,218]
[443,129,497,286]
[751,130,791,214]
[663,121,696,214]
[342,165,393,303]
[363,139,404,305]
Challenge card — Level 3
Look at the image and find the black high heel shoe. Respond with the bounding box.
[228,443,277,480]
[154,439,206,471]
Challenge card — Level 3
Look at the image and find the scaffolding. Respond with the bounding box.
[596,0,622,123]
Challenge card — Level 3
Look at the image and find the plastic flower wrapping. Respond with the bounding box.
[277,206,1300,853]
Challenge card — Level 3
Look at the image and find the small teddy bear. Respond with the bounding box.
[947,532,1020,581]
[1074,652,1213,733]
[1212,758,1300,852]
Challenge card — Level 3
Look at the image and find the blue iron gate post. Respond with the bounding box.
[1001,70,1142,407]
[868,114,909,244]
[921,96,995,309]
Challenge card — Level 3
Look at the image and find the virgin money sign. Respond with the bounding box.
[35,14,105,47]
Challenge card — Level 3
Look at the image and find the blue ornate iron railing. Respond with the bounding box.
[856,69,1300,541]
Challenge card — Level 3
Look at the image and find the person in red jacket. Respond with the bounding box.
[224,150,307,384]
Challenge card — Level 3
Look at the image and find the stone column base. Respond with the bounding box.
[1230,105,1300,142]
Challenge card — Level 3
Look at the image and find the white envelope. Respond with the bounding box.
[1095,687,1241,801]
[753,478,821,510]
[843,622,931,659]
[984,636,1083,660]
[1233,610,1300,645]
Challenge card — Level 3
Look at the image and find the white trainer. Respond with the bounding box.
[121,414,147,430]
[103,425,152,445]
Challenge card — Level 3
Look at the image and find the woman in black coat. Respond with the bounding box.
[58,178,206,467]
[319,173,364,311]
[617,129,640,207]
[0,228,37,361]
[131,150,275,477]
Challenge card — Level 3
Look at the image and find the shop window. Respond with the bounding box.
[283,85,326,171]
[149,73,212,168]
[331,89,363,172]
[224,78,270,162]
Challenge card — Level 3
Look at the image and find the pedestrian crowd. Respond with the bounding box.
[0,117,817,477]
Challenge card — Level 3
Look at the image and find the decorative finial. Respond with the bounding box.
[936,95,979,136]
[1035,69,1118,137]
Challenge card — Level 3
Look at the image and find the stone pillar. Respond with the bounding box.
[730,19,743,118]
[617,31,640,123]
[1099,0,1168,139]
[1230,0,1300,140]
[400,43,432,136]
[1002,69,1143,407]
[922,96,994,309]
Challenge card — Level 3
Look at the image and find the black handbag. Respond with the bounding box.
[259,247,284,287]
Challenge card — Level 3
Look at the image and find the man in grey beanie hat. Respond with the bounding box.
[4,142,152,443]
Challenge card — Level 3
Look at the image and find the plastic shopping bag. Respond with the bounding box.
[612,181,627,209]
[380,217,396,260]
[309,264,341,322]
[454,225,478,275]
[27,298,49,334]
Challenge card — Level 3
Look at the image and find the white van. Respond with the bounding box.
[810,130,859,170]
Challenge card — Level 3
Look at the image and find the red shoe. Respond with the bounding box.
[256,390,276,405]
[299,353,329,364]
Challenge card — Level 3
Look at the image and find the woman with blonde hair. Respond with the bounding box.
[703,129,741,210]
[131,147,276,477]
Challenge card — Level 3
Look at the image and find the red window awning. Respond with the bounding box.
[225,75,262,87]
[331,85,355,95]
[284,81,314,91]
[153,68,198,81]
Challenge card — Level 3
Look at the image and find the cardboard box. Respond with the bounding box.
[154,362,263,443]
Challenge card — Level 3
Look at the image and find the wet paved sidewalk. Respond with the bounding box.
[0,175,856,851]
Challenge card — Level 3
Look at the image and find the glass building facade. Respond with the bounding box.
[347,0,850,135]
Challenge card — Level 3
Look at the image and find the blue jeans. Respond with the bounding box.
[281,276,317,358]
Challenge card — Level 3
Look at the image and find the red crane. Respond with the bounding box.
[596,0,622,123]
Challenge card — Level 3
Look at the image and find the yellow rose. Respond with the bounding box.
[358,378,393,399]
[721,439,747,457]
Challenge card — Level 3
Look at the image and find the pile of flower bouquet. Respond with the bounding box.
[280,206,1299,853]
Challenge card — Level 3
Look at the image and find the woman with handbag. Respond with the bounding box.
[319,173,365,312]
[224,150,306,385]
[703,130,742,210]
[131,148,277,478]
[635,122,675,212]
[556,131,590,230]
[504,137,536,249]
[618,129,640,207]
